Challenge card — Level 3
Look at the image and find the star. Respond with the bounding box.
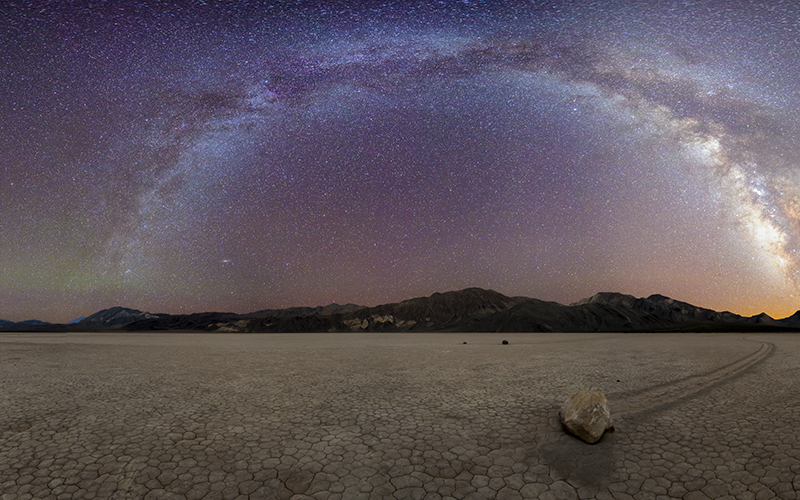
[2,0,800,322]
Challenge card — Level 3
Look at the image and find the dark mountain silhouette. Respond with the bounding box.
[2,288,799,333]
[122,312,243,331]
[462,297,675,332]
[573,292,788,330]
[80,306,163,327]
[347,287,526,331]
[245,303,366,318]
[779,311,800,328]
[574,293,748,323]
[16,319,50,326]
[0,319,51,329]
[247,287,526,332]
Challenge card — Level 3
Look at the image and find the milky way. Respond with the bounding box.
[3,1,800,322]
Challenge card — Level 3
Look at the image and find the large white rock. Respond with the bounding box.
[559,390,613,444]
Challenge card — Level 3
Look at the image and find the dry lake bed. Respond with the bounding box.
[1,332,798,500]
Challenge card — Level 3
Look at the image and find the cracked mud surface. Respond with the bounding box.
[1,332,797,499]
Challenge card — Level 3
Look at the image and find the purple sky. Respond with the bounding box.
[3,1,800,323]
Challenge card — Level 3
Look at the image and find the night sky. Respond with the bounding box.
[3,1,800,323]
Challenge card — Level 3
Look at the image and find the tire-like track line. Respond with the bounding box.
[611,338,774,416]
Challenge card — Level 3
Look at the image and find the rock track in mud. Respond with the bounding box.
[610,338,774,416]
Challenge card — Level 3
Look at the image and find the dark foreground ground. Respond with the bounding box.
[0,332,797,500]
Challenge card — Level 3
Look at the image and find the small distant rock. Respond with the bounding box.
[502,340,509,345]
[559,390,613,444]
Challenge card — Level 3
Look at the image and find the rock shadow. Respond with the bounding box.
[536,419,618,491]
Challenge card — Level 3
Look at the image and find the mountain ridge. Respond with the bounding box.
[2,288,798,333]
[0,318,51,329]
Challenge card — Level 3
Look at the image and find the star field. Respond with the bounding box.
[3,1,800,323]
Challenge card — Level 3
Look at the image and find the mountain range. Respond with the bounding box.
[0,319,51,329]
[2,288,800,333]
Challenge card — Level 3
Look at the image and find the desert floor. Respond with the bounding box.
[0,332,796,499]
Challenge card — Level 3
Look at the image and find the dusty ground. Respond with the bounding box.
[0,332,796,499]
